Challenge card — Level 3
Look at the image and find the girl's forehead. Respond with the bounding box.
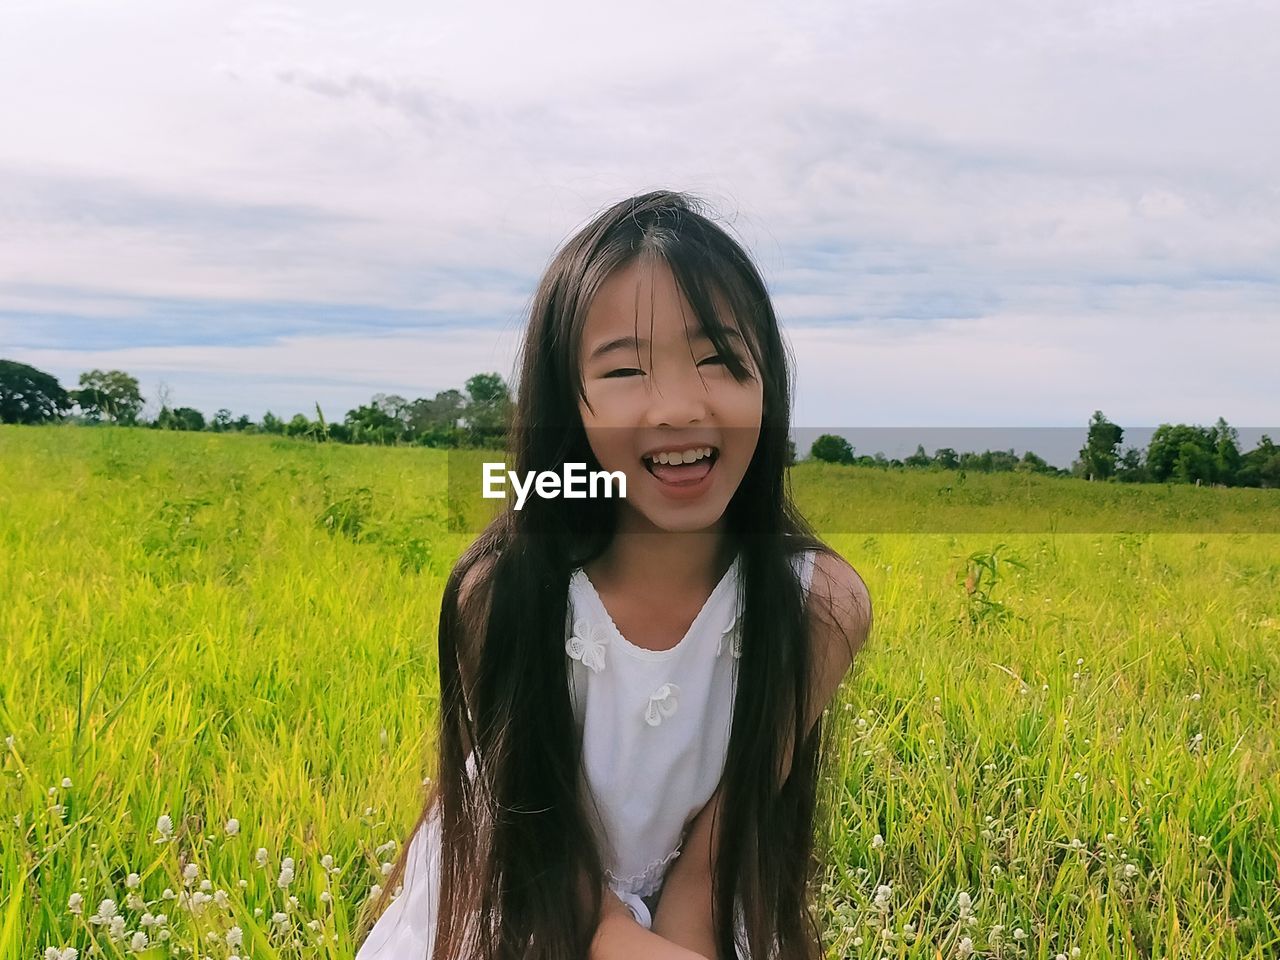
[581,259,746,345]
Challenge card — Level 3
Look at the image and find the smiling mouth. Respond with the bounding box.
[641,447,719,485]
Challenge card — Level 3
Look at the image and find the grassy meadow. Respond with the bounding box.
[1,425,1277,959]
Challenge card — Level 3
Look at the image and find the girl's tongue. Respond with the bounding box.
[648,457,713,484]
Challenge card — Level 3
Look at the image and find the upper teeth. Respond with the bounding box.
[646,447,714,465]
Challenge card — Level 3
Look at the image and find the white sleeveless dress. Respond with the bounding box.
[356,548,818,960]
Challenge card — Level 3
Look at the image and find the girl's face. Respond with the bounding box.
[578,257,764,534]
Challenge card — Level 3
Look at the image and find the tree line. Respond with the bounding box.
[0,360,511,448]
[808,411,1280,488]
[2,360,1276,488]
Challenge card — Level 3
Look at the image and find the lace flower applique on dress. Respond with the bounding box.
[716,615,742,659]
[566,617,610,673]
[644,683,680,726]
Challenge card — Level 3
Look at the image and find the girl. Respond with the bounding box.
[356,190,872,960]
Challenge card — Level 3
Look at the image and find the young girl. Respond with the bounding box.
[356,190,872,960]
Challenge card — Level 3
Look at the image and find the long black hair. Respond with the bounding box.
[359,189,848,960]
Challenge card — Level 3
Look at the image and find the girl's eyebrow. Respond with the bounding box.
[586,328,745,362]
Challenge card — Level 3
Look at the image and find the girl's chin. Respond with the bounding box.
[619,497,728,533]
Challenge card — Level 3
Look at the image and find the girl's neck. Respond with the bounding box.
[586,519,737,598]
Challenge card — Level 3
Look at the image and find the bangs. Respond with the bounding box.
[667,247,763,385]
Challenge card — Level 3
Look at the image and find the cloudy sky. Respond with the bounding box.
[2,0,1277,462]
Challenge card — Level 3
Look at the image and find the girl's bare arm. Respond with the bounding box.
[650,786,723,960]
[650,552,873,959]
[583,880,712,960]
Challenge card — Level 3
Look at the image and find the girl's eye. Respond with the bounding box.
[701,351,744,367]
[603,368,645,378]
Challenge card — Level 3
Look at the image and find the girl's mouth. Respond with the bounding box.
[641,446,719,487]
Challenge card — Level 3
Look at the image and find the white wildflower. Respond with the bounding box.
[89,899,119,923]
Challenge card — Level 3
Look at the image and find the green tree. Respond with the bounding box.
[260,411,285,435]
[1146,423,1214,482]
[932,447,959,470]
[810,434,854,464]
[371,394,410,437]
[0,360,71,424]
[1115,446,1147,483]
[464,372,513,447]
[1016,450,1051,474]
[1175,440,1215,484]
[1079,410,1123,480]
[285,413,320,439]
[344,402,401,445]
[407,389,466,432]
[155,406,206,431]
[211,409,234,432]
[904,444,931,468]
[1237,434,1279,488]
[1211,416,1242,485]
[73,369,144,424]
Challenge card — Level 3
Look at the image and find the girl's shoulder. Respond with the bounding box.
[802,546,873,679]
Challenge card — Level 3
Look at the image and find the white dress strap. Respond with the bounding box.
[793,548,818,597]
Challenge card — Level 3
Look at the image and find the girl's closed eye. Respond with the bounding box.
[699,353,730,366]
[604,355,732,378]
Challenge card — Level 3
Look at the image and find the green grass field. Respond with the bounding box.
[2,425,1277,959]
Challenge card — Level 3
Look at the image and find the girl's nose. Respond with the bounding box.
[641,362,711,426]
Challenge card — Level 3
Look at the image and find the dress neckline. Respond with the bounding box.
[570,551,742,661]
